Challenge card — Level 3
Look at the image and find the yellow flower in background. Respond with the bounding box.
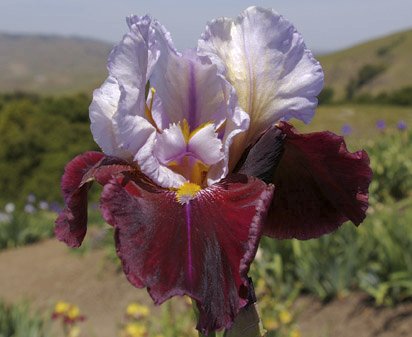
[263,318,279,331]
[279,309,293,325]
[126,303,150,318]
[52,301,85,324]
[290,328,301,337]
[54,301,70,315]
[67,305,81,320]
[124,322,147,337]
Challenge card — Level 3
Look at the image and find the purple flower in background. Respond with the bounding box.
[55,7,372,334]
[27,193,36,204]
[49,202,63,214]
[376,120,386,131]
[341,124,352,136]
[397,120,407,131]
[24,204,36,214]
[39,201,49,211]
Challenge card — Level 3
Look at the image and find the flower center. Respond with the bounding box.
[148,87,224,189]
[176,182,202,204]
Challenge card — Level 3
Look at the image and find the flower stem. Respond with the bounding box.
[224,277,266,337]
[223,303,266,337]
[198,331,216,337]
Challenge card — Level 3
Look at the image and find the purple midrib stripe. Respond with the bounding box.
[188,61,197,129]
[185,202,193,284]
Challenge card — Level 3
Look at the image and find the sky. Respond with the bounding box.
[0,0,411,53]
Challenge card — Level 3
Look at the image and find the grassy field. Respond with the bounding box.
[294,104,411,148]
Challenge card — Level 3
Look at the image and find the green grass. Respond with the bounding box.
[0,301,51,337]
[293,104,411,148]
[0,210,56,250]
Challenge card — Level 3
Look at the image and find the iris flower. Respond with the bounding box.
[55,7,371,334]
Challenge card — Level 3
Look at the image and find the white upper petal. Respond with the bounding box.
[198,6,324,145]
[89,77,130,159]
[107,16,177,159]
[108,15,154,118]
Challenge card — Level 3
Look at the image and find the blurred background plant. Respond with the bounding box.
[119,300,196,337]
[0,301,51,337]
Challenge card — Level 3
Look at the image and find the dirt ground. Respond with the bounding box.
[1,239,411,337]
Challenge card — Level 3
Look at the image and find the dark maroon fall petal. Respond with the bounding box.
[235,126,285,184]
[100,173,274,334]
[55,152,134,247]
[264,121,372,240]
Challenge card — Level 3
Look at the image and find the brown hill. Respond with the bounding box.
[0,33,112,94]
[318,29,412,100]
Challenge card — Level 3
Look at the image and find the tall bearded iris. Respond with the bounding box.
[55,7,372,335]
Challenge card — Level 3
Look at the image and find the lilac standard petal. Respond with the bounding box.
[108,15,154,118]
[109,16,173,158]
[198,6,324,146]
[89,77,130,159]
[207,90,250,184]
[149,49,228,129]
[100,173,274,334]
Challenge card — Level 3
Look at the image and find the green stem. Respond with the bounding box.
[223,303,266,337]
[198,331,216,337]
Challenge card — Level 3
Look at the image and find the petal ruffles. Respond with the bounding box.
[55,152,134,247]
[100,173,274,334]
[236,122,372,240]
[199,6,324,146]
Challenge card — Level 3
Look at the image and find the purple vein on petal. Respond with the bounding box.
[185,201,194,285]
[188,61,197,128]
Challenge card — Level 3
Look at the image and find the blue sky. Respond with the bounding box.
[1,0,411,52]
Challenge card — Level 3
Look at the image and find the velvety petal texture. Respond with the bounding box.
[198,6,324,146]
[263,122,372,239]
[55,152,134,247]
[100,173,274,334]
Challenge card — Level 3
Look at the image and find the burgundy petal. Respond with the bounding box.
[100,173,274,334]
[235,126,285,183]
[264,122,372,240]
[55,152,134,247]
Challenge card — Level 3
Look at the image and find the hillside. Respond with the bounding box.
[1,30,411,98]
[0,33,112,94]
[318,29,412,100]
